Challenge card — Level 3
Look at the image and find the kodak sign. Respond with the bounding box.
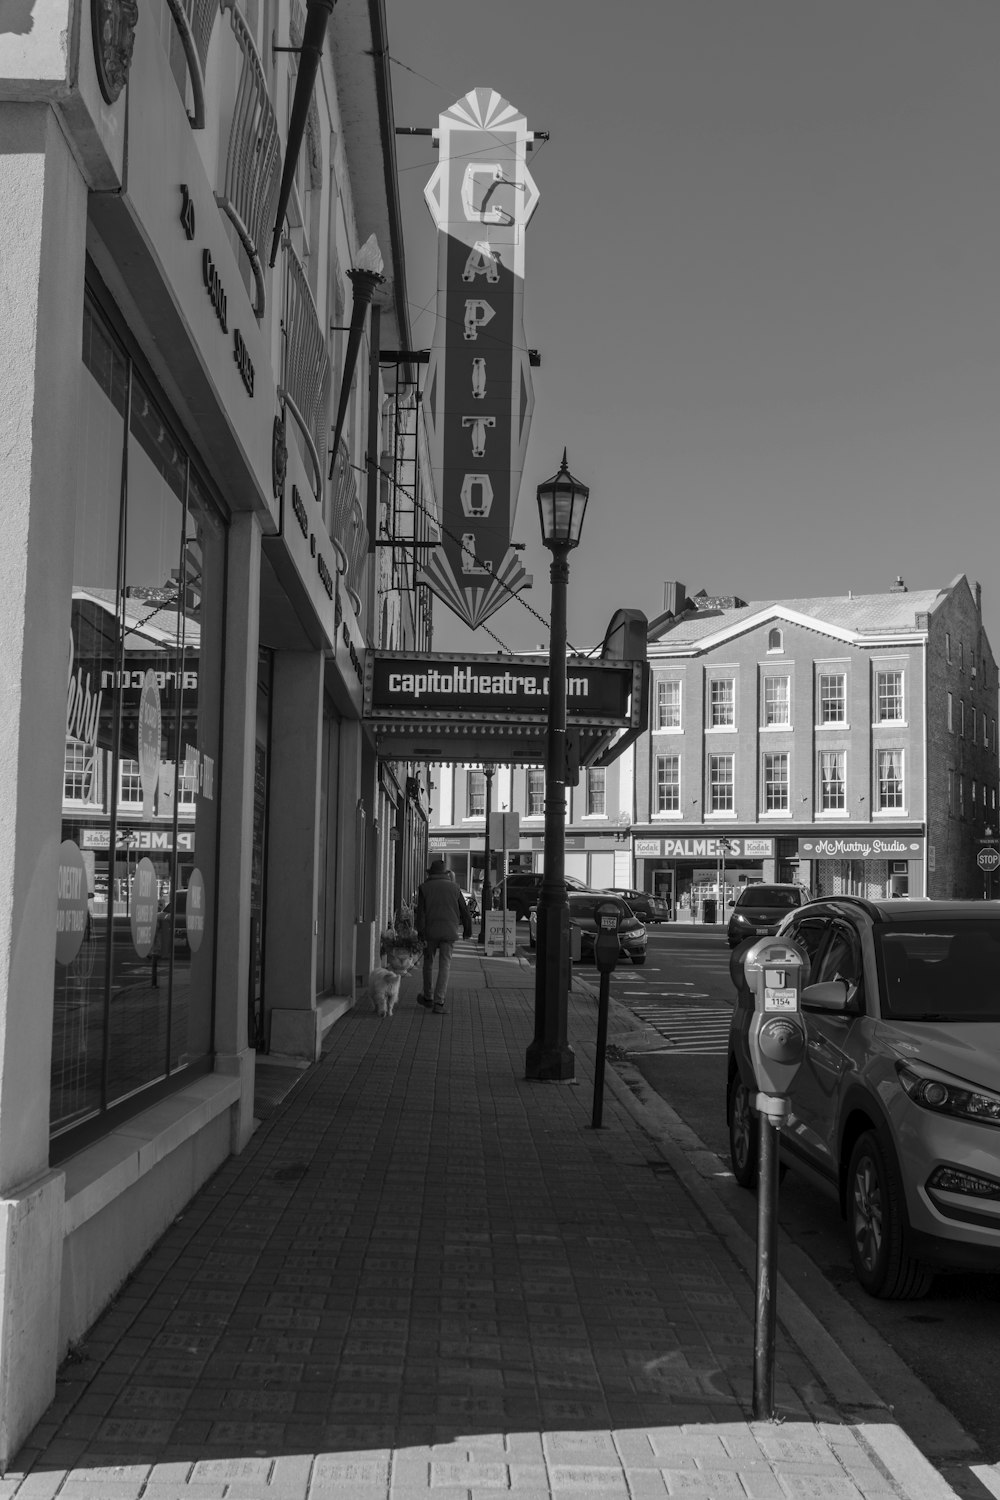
[421,89,539,628]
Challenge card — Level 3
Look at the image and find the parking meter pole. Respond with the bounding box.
[753,1106,780,1419]
[591,968,611,1129]
[740,937,808,1426]
[590,902,622,1129]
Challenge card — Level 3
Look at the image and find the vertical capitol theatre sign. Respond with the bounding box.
[421,89,539,629]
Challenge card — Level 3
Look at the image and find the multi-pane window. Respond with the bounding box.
[654,754,680,813]
[763,753,789,812]
[819,750,846,811]
[64,740,92,802]
[177,763,198,807]
[709,678,735,728]
[876,750,904,810]
[655,678,681,730]
[585,766,606,815]
[526,768,544,816]
[875,669,903,722]
[118,758,143,806]
[818,672,846,724]
[709,753,734,812]
[762,676,790,727]
[467,770,485,817]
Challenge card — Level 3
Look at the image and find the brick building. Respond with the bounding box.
[631,576,997,912]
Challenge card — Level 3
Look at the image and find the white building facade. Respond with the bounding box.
[0,0,431,1458]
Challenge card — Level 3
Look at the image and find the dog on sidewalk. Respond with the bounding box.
[366,944,422,1019]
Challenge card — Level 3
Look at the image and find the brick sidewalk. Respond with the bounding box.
[2,945,957,1498]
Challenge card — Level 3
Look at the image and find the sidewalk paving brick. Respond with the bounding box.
[2,944,962,1499]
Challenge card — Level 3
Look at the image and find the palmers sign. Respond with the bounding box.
[420,89,540,629]
[366,653,641,725]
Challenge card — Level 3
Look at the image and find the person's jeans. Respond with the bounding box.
[422,938,454,1004]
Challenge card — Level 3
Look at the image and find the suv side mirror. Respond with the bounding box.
[801,980,851,1012]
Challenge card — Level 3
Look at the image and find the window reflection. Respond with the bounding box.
[52,294,224,1144]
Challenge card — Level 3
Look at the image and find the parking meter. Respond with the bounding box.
[594,901,622,973]
[742,937,807,1124]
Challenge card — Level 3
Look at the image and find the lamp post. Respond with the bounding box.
[525,450,589,1081]
[479,762,497,943]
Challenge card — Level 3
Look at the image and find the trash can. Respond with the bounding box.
[702,898,717,924]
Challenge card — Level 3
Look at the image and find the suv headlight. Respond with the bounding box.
[897,1061,1000,1128]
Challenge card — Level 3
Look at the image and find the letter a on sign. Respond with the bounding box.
[420,90,539,629]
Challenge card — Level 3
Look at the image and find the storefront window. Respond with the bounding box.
[52,292,225,1146]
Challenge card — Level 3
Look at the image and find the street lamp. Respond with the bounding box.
[525,450,590,1081]
[478,762,497,943]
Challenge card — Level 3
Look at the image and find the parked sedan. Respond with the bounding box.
[726,882,809,947]
[529,892,646,965]
[727,896,1000,1299]
[602,887,671,923]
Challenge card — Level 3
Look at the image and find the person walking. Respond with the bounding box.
[415,859,472,1014]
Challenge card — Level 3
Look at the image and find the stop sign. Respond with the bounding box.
[977,847,1000,872]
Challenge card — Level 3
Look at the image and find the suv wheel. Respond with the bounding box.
[847,1131,932,1300]
[728,1074,758,1190]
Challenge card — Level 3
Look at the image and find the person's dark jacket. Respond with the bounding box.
[416,873,472,943]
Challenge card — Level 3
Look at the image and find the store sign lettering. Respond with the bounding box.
[419,89,539,627]
[181,185,254,400]
[101,669,198,691]
[55,840,89,966]
[387,669,588,701]
[342,621,363,683]
[369,653,633,721]
[81,827,195,852]
[184,742,215,801]
[67,629,103,750]
[233,328,255,396]
[800,837,922,859]
[202,248,228,332]
[632,837,775,859]
[291,484,309,539]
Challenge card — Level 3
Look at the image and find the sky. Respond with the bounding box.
[383,1,1000,661]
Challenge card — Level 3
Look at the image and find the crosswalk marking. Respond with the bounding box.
[627,1001,731,1056]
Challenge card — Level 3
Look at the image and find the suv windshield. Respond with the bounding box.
[736,887,801,908]
[877,919,1000,1021]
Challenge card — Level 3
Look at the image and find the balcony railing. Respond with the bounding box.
[164,0,217,127]
[216,0,280,318]
[330,439,368,615]
[279,240,331,496]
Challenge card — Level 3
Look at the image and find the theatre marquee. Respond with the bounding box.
[365,649,647,767]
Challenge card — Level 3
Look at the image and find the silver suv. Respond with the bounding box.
[727,897,1000,1298]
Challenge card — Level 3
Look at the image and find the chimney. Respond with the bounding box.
[976,581,983,617]
[662,581,686,617]
[889,575,907,593]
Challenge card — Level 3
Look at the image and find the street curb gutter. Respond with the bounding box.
[581,1008,969,1500]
